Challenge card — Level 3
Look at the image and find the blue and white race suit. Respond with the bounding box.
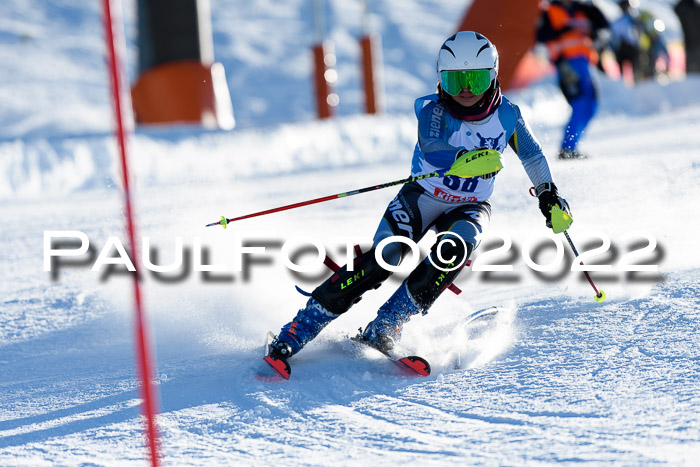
[309,92,558,317]
[410,93,553,203]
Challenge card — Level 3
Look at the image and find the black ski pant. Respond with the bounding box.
[312,182,490,315]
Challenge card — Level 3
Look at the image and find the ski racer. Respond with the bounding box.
[267,31,571,361]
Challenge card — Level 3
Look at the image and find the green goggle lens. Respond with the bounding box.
[440,69,492,96]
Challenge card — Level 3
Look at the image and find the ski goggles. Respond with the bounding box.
[440,69,493,96]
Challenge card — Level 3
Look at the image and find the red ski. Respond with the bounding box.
[350,334,431,377]
[262,355,291,380]
[258,332,431,380]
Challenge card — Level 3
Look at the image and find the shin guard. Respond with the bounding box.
[312,248,392,315]
[406,238,473,311]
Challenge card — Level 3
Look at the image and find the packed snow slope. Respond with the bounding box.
[2,0,700,465]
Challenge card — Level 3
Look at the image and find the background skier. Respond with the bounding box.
[611,0,643,82]
[267,31,571,364]
[536,0,610,159]
[637,7,669,81]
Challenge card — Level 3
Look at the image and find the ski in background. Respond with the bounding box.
[446,306,503,369]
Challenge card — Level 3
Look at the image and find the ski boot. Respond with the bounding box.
[268,297,337,359]
[267,340,294,361]
[361,282,424,353]
[557,148,588,160]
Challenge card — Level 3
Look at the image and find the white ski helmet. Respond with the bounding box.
[437,31,499,95]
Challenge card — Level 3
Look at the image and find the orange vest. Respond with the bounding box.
[545,4,599,64]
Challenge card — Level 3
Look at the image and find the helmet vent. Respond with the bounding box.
[436,31,498,75]
[441,43,456,58]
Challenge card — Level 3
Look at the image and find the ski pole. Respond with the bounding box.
[532,194,607,303]
[206,148,503,228]
[206,171,440,228]
[562,229,606,303]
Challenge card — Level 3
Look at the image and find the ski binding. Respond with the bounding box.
[261,332,292,380]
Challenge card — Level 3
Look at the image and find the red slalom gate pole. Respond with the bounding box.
[102,0,160,464]
[312,41,335,119]
[360,34,379,114]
